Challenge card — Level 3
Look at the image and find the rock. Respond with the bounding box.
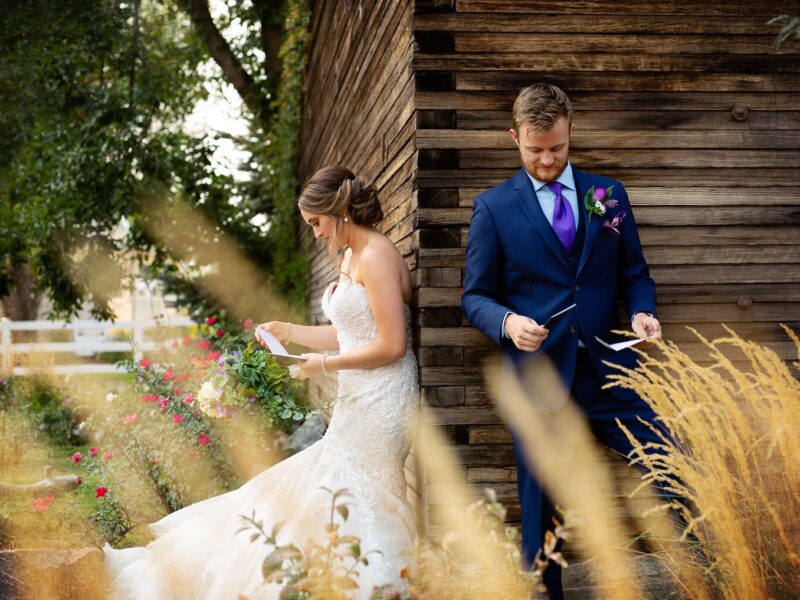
[0,548,108,600]
[283,414,327,454]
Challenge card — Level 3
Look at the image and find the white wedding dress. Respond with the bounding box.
[104,280,419,599]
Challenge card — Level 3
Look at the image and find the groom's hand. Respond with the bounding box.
[506,314,548,352]
[632,312,662,342]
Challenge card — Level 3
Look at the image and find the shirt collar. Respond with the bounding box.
[526,162,575,193]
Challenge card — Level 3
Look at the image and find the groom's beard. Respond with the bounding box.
[529,158,568,183]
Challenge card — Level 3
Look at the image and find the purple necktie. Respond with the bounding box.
[548,181,576,254]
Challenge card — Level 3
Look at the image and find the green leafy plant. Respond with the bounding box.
[242,488,378,600]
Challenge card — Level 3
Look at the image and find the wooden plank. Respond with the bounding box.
[421,206,800,227]
[420,366,485,386]
[418,284,800,308]
[649,302,800,322]
[454,0,799,16]
[302,0,409,174]
[650,265,800,285]
[415,13,786,35]
[660,321,800,342]
[418,91,800,111]
[419,168,800,187]
[459,187,800,207]
[421,327,493,347]
[643,245,800,265]
[456,33,797,55]
[467,467,517,483]
[458,110,800,131]
[457,72,800,93]
[656,283,800,304]
[417,129,800,149]
[461,149,800,169]
[639,226,800,246]
[425,406,502,426]
[417,248,465,268]
[635,206,800,226]
[469,425,513,444]
[416,52,800,73]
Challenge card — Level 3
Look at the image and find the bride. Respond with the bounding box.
[104,166,419,599]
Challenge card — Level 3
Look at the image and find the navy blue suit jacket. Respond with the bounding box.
[461,167,657,401]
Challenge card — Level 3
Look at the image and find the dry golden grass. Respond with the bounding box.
[608,326,800,599]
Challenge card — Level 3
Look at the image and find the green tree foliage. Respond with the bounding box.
[0,0,310,321]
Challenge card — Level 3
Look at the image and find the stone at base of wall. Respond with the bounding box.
[283,414,328,454]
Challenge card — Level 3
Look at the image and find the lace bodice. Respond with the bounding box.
[321,280,418,496]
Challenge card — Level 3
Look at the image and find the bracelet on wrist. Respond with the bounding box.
[321,355,329,377]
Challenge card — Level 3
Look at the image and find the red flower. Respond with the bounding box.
[172,414,184,425]
[122,414,138,425]
[243,319,254,331]
[159,397,169,411]
[139,358,151,369]
[103,450,113,460]
[208,351,221,361]
[216,329,224,338]
[74,476,83,485]
[32,496,54,513]
[89,447,99,457]
[177,372,188,382]
[72,452,82,463]
[174,386,184,396]
[182,393,195,405]
[198,340,211,350]
[95,487,108,499]
[162,370,176,382]
[197,434,211,446]
[207,316,217,325]
[182,336,192,346]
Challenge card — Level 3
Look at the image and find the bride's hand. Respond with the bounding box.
[295,353,324,380]
[255,321,292,346]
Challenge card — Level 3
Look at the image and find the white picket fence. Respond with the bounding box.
[0,316,195,376]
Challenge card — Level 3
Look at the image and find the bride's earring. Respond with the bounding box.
[343,215,349,223]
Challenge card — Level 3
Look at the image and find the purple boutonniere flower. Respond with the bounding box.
[602,210,627,236]
[583,185,617,222]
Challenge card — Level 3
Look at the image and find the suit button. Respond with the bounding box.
[569,325,577,334]
[574,285,580,292]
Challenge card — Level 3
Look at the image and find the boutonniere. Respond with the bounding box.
[584,185,627,236]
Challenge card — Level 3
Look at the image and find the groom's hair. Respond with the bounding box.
[512,83,572,133]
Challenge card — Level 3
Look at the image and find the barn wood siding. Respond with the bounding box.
[413,0,800,524]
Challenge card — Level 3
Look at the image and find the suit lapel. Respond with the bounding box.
[574,168,601,278]
[512,168,570,271]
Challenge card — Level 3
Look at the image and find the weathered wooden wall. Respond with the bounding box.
[296,0,420,507]
[299,0,800,528]
[412,0,800,520]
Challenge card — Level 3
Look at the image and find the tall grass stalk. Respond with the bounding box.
[609,326,800,599]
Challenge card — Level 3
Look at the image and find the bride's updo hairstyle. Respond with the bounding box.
[298,165,383,273]
[299,165,383,226]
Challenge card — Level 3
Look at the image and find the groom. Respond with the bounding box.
[461,83,664,599]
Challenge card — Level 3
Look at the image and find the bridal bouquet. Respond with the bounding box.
[195,342,312,429]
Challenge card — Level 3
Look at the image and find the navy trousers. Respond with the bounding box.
[513,347,669,600]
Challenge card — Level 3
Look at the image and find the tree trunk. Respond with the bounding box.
[1,263,41,324]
